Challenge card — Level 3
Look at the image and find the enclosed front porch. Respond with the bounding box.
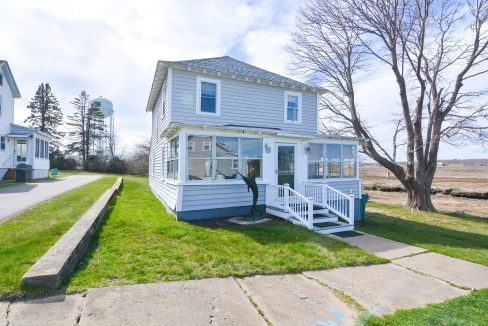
[0,124,51,181]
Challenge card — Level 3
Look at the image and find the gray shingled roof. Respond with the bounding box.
[170,56,311,89]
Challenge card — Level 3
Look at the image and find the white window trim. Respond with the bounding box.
[306,143,359,181]
[0,135,5,151]
[284,91,302,124]
[186,134,263,183]
[196,76,221,116]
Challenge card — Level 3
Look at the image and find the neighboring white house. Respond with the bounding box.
[0,60,51,181]
[147,56,360,234]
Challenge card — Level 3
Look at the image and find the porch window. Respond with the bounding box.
[35,139,40,157]
[307,143,324,179]
[342,145,357,178]
[284,92,301,123]
[215,136,238,180]
[326,144,341,178]
[166,137,179,180]
[241,138,262,178]
[187,135,262,181]
[44,141,49,159]
[307,143,357,179]
[196,77,220,115]
[188,135,213,181]
[0,136,5,151]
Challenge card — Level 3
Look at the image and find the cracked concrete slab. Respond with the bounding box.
[394,252,488,290]
[237,274,360,326]
[79,278,265,325]
[0,302,8,326]
[329,232,427,259]
[8,294,83,326]
[305,263,468,316]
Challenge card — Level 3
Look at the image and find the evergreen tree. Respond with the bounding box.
[25,83,63,136]
[66,91,104,169]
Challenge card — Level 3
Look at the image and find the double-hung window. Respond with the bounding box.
[166,137,179,180]
[187,135,262,181]
[326,144,341,178]
[307,143,325,179]
[342,145,357,178]
[241,138,262,178]
[0,136,5,151]
[35,139,40,157]
[215,136,239,180]
[188,135,213,181]
[284,91,301,123]
[197,77,220,115]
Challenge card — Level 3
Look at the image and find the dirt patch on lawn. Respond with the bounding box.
[188,214,283,229]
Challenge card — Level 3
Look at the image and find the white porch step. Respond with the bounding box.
[313,216,338,223]
[314,223,354,234]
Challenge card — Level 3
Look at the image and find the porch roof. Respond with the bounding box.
[7,124,52,139]
[161,122,364,142]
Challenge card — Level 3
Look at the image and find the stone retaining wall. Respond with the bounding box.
[20,177,123,289]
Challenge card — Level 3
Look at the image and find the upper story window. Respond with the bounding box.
[196,77,221,115]
[0,74,3,86]
[0,136,5,151]
[284,91,302,123]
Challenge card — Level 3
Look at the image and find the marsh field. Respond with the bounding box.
[360,164,488,218]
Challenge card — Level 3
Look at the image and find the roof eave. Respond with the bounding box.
[146,61,170,112]
[0,61,21,98]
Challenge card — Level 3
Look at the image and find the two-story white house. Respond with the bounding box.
[0,60,51,181]
[147,56,361,234]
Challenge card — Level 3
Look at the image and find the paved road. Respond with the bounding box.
[0,175,101,223]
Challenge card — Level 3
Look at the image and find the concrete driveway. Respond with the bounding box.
[0,175,101,223]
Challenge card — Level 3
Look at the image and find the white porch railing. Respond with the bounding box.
[305,183,355,225]
[266,183,314,229]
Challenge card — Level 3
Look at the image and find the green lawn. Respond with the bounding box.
[358,202,488,266]
[0,175,117,299]
[366,289,488,325]
[67,176,384,292]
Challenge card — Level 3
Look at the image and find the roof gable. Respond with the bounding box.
[0,60,21,98]
[146,56,324,112]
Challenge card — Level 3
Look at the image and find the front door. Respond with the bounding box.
[276,144,295,189]
[15,139,27,164]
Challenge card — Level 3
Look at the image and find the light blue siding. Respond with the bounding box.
[149,80,178,211]
[171,69,318,134]
[326,180,361,197]
[180,184,266,211]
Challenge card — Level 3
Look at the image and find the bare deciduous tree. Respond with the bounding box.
[290,0,488,211]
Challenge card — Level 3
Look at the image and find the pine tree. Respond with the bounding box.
[25,83,63,136]
[66,91,104,169]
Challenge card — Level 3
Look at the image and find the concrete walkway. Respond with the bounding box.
[2,232,487,325]
[0,175,101,223]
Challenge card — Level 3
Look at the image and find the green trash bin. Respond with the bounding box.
[50,168,59,177]
[360,193,369,220]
